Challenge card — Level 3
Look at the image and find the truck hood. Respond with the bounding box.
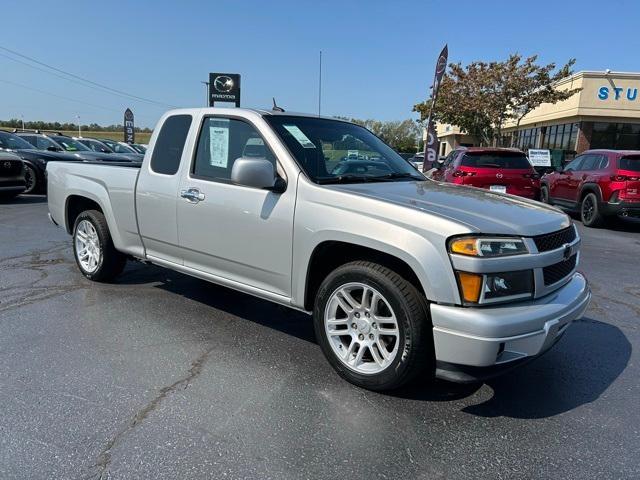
[329,180,570,236]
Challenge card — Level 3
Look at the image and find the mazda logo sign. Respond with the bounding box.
[213,75,234,93]
[496,173,503,179]
[3,161,11,169]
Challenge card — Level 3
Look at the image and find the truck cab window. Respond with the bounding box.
[150,114,192,175]
[192,117,276,183]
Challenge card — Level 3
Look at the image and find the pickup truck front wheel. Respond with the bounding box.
[314,261,433,391]
[72,210,126,282]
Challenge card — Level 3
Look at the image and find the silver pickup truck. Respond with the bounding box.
[47,108,591,391]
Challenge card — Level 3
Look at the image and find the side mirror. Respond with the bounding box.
[231,157,286,193]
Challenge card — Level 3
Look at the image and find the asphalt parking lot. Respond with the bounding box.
[1,196,639,479]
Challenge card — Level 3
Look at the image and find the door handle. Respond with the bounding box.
[180,188,205,203]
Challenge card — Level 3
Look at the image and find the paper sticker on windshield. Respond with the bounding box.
[209,119,230,168]
[283,125,316,149]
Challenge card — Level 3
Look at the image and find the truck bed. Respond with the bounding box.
[47,161,145,258]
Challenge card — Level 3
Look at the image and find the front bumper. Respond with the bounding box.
[430,272,590,382]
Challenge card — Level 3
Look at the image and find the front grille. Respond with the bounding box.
[532,226,576,252]
[0,160,23,177]
[543,254,577,285]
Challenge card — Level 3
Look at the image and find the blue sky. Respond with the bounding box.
[0,0,638,128]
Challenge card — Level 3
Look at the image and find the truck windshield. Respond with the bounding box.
[264,115,423,183]
[460,152,532,169]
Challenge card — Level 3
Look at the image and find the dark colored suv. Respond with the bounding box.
[431,147,540,199]
[541,149,640,227]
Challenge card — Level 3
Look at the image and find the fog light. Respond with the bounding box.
[484,270,533,300]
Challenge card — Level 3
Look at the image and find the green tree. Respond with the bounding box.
[413,54,581,146]
[340,118,421,153]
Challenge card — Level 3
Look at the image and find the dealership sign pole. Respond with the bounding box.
[124,108,135,144]
[422,44,448,172]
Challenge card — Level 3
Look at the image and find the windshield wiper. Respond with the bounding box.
[370,172,425,181]
[317,174,378,184]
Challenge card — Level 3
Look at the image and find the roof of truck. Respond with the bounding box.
[164,107,350,122]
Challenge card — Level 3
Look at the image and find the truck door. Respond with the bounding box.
[176,115,295,298]
[136,114,193,264]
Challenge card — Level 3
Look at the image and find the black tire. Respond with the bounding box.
[72,210,126,282]
[23,165,37,194]
[313,261,433,391]
[540,185,550,204]
[580,192,605,227]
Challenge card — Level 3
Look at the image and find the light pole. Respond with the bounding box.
[76,115,81,137]
[20,114,24,131]
[201,81,210,107]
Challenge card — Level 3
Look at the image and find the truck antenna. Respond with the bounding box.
[272,97,285,112]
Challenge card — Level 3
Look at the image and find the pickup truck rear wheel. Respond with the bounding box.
[314,261,433,391]
[72,210,126,282]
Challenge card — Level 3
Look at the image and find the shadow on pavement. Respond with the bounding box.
[115,263,631,417]
[0,194,47,205]
[117,262,316,344]
[461,317,631,419]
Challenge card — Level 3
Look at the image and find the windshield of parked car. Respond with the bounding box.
[50,136,90,152]
[130,144,146,153]
[81,139,112,152]
[264,115,423,183]
[115,143,137,154]
[619,155,640,172]
[460,152,532,169]
[0,131,36,150]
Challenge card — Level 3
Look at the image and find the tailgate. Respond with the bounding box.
[618,156,640,201]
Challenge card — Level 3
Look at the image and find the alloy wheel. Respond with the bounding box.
[75,220,102,273]
[582,196,594,223]
[324,282,400,374]
[24,166,36,194]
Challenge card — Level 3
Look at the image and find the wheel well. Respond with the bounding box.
[65,195,103,233]
[579,185,601,202]
[304,241,425,311]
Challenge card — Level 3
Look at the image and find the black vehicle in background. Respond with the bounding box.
[0,150,26,199]
[0,130,83,194]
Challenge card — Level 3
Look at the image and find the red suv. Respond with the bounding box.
[431,147,540,199]
[541,150,640,227]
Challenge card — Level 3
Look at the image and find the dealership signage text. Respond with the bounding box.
[598,86,638,101]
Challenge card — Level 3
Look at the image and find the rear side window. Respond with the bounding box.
[460,153,531,169]
[150,115,192,175]
[619,156,640,172]
[579,154,601,171]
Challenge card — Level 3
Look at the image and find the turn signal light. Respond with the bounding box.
[456,272,483,303]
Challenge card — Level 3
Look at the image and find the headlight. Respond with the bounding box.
[449,236,528,257]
